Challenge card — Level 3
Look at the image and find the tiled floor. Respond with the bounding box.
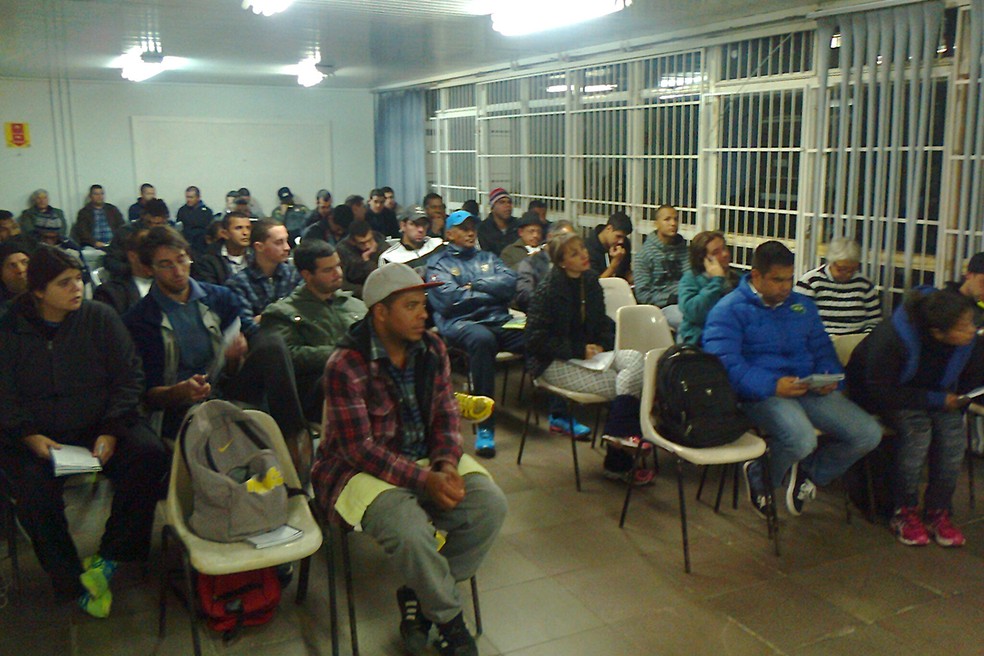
[2,373,983,656]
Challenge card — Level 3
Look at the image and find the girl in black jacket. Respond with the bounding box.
[846,289,979,548]
[526,233,650,484]
[0,246,167,617]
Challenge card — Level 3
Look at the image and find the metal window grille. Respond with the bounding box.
[424,5,982,296]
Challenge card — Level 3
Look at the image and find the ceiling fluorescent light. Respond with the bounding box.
[111,46,184,82]
[242,0,293,16]
[492,0,631,37]
[293,54,330,87]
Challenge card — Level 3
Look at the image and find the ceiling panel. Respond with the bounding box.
[0,0,831,89]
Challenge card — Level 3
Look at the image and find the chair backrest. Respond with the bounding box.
[830,333,867,367]
[599,276,636,320]
[640,347,669,428]
[91,267,107,287]
[615,305,675,353]
[165,408,301,525]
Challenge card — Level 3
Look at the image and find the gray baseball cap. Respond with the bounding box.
[362,262,441,308]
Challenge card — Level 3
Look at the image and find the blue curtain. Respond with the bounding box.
[374,89,427,210]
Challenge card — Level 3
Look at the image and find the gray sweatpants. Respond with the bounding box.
[361,473,508,624]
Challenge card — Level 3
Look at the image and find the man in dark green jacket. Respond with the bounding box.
[262,239,367,421]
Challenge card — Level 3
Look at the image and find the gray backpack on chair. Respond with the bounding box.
[179,400,291,543]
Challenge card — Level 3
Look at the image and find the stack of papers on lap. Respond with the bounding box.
[51,445,103,477]
[569,351,615,371]
[246,525,303,549]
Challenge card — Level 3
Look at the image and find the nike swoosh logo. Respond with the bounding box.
[217,439,234,453]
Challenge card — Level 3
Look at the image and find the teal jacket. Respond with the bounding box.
[261,284,368,376]
[677,268,739,346]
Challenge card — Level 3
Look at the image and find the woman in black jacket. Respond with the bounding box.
[0,246,167,617]
[846,289,981,548]
[526,232,649,483]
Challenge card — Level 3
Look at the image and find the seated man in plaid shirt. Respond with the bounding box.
[312,262,507,656]
[225,218,301,325]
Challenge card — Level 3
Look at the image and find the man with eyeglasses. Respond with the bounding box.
[124,226,313,482]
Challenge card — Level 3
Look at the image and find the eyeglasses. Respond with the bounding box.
[152,255,193,271]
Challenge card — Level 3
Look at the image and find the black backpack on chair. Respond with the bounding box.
[656,345,751,448]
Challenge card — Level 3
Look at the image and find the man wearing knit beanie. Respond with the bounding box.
[477,188,518,257]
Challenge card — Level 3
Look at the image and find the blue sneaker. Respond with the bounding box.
[549,414,592,441]
[475,427,496,459]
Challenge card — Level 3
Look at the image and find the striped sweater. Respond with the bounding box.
[795,264,881,335]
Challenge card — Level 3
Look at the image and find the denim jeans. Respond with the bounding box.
[442,321,526,430]
[742,391,882,488]
[883,409,965,511]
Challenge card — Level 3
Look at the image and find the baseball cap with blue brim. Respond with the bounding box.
[363,262,442,308]
[445,210,476,230]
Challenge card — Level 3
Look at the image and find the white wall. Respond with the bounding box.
[0,77,375,222]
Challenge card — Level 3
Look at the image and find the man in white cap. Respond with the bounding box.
[312,262,507,656]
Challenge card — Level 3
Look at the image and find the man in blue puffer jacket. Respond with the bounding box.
[426,210,525,459]
[703,241,881,519]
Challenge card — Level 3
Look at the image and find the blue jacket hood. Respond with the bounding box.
[891,287,975,391]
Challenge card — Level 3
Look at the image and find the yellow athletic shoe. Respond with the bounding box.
[78,589,113,618]
[455,393,494,423]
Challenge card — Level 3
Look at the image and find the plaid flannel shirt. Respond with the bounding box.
[225,260,301,320]
[311,321,462,523]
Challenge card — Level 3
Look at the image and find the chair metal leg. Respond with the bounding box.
[323,519,340,656]
[618,442,647,528]
[590,406,603,449]
[696,466,709,501]
[470,575,483,636]
[967,425,977,510]
[295,555,311,604]
[178,544,203,656]
[863,456,876,523]
[568,402,582,492]
[732,463,740,510]
[713,465,727,513]
[158,525,170,638]
[517,388,535,465]
[341,529,359,656]
[675,458,692,574]
[762,449,781,557]
[4,494,19,593]
[517,370,526,403]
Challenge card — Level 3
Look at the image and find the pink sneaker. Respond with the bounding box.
[925,510,966,547]
[889,507,930,546]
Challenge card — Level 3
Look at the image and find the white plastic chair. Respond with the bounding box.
[517,378,608,491]
[614,304,674,353]
[599,276,636,320]
[618,348,779,573]
[830,332,867,367]
[158,409,323,656]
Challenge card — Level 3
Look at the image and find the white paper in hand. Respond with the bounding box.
[51,445,103,477]
[568,351,615,371]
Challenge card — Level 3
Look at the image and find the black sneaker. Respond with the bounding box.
[436,612,478,656]
[785,462,816,516]
[397,586,432,655]
[742,459,770,520]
